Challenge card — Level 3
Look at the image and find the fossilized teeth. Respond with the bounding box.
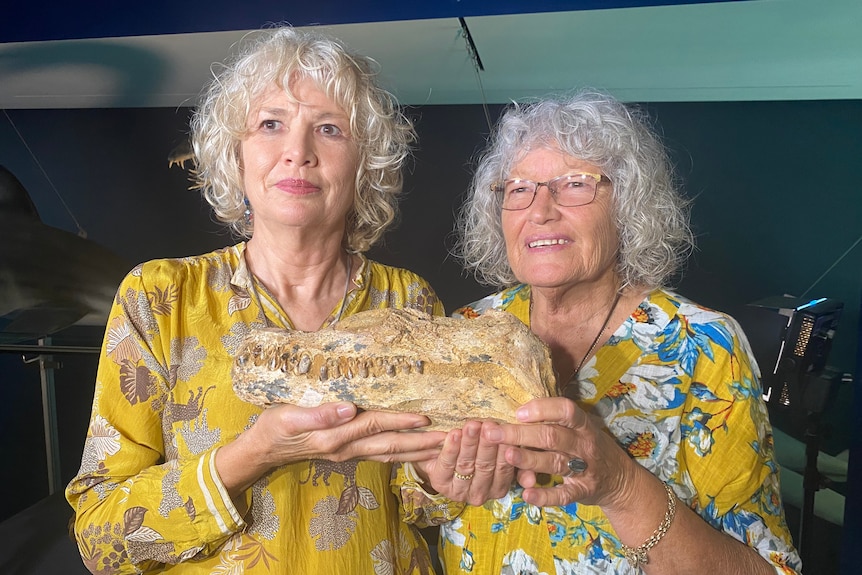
[296,354,311,375]
[249,345,438,381]
[232,308,557,430]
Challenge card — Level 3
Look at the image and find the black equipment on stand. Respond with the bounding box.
[750,295,843,567]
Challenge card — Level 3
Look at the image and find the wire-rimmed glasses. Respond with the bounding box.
[492,172,607,211]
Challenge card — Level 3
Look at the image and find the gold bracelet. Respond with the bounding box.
[620,483,676,569]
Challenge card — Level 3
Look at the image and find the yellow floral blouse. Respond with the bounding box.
[398,285,801,575]
[66,243,444,575]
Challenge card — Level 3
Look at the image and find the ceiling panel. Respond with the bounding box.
[1,0,739,42]
[0,0,859,109]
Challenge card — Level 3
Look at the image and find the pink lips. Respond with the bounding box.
[275,178,320,194]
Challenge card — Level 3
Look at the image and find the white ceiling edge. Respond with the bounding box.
[0,0,860,109]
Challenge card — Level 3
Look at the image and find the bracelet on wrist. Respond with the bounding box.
[620,482,677,569]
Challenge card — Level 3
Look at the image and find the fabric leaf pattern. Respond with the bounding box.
[105,316,141,364]
[371,539,396,575]
[123,506,148,535]
[148,284,178,316]
[309,496,358,551]
[357,486,380,510]
[233,537,278,570]
[119,360,155,405]
[88,415,121,459]
[65,246,447,574]
[228,293,251,315]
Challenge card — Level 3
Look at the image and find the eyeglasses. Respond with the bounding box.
[491,172,607,211]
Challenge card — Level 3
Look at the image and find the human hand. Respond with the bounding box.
[415,420,515,505]
[217,402,445,497]
[484,397,636,508]
[250,402,446,465]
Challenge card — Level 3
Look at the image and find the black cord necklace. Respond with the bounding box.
[531,289,622,388]
[572,290,622,379]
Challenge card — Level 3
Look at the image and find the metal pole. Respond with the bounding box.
[0,343,99,354]
[37,337,62,495]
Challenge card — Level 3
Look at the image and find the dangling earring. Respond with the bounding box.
[243,197,252,225]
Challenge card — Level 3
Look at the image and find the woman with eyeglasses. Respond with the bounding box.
[395,90,800,574]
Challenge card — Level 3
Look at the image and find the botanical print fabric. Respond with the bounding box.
[66,243,443,574]
[433,285,800,575]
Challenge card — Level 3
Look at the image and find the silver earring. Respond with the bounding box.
[243,198,252,224]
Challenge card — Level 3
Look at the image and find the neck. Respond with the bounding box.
[530,275,621,322]
[244,234,354,331]
[529,279,643,391]
[245,231,348,294]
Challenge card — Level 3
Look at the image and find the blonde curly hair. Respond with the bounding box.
[190,26,415,253]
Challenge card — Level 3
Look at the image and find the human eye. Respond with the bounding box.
[318,123,345,137]
[557,176,588,190]
[259,118,281,131]
[505,180,534,195]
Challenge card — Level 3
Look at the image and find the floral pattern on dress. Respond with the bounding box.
[437,286,801,574]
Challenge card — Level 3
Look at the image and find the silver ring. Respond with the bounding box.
[564,457,588,477]
[453,471,474,481]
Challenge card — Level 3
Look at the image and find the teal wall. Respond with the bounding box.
[647,100,861,377]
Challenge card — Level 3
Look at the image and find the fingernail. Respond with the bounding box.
[515,407,529,420]
[466,425,479,438]
[486,427,502,441]
[336,404,354,418]
[412,418,429,428]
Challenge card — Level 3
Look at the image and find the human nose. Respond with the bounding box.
[536,182,558,202]
[526,182,560,219]
[281,127,317,167]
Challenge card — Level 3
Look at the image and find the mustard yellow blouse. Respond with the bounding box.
[66,243,444,574]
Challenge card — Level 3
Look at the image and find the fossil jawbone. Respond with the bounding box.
[231,308,557,429]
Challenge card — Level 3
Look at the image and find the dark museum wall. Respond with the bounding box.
[1,100,860,570]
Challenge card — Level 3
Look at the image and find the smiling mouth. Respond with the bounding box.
[528,239,570,248]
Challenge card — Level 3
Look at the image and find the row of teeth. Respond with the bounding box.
[528,238,569,248]
[236,344,425,381]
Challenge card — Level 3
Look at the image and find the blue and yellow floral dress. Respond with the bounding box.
[399,285,800,575]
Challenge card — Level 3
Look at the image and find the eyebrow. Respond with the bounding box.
[255,107,349,122]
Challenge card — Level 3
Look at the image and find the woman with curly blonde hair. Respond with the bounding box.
[67,25,445,574]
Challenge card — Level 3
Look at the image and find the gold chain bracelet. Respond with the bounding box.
[620,483,677,569]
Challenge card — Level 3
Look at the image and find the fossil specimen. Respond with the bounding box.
[232,308,557,429]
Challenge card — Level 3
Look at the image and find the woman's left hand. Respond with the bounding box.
[485,397,637,508]
[414,420,516,505]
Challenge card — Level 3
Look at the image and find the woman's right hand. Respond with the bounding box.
[414,420,515,505]
[216,402,446,498]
